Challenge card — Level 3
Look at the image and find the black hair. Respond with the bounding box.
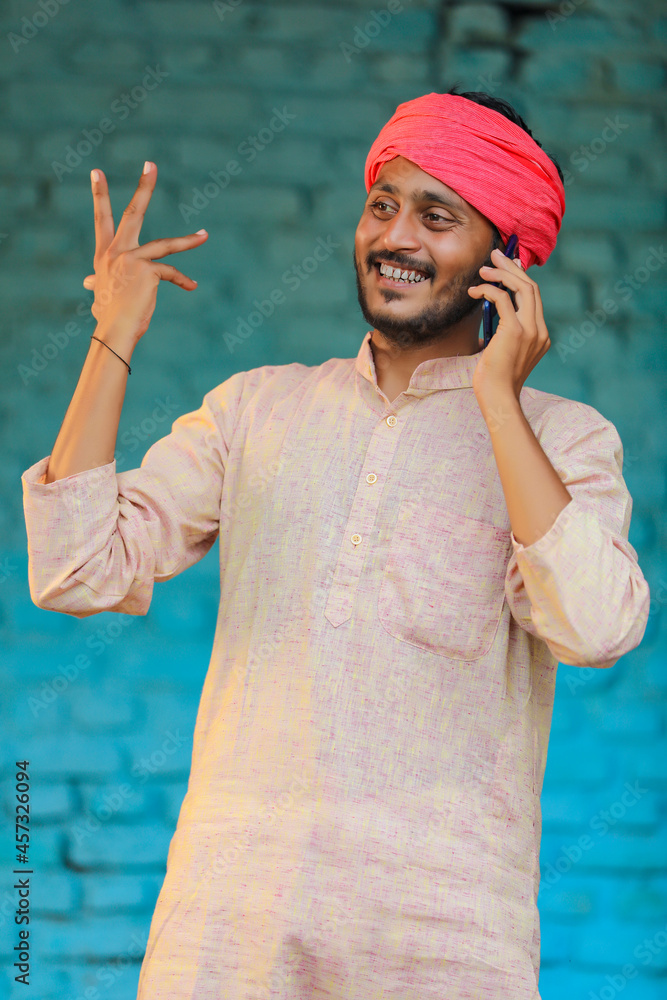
[446,87,564,250]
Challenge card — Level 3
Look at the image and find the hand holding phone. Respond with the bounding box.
[482,234,519,348]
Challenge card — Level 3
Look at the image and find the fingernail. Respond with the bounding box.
[143,161,153,174]
[196,229,207,235]
[91,169,100,183]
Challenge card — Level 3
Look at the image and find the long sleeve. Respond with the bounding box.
[504,400,650,668]
[21,383,238,618]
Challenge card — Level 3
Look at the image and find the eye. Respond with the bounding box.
[369,201,455,225]
[424,212,453,223]
[370,200,394,214]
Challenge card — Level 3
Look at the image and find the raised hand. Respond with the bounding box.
[82,161,208,343]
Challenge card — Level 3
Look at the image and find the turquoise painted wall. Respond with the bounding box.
[1,1,665,997]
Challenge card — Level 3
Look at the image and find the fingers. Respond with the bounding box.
[481,251,533,291]
[90,169,115,259]
[469,283,526,340]
[84,257,200,289]
[136,229,208,262]
[468,283,517,324]
[469,281,549,347]
[112,160,158,252]
[478,257,536,314]
[480,252,549,340]
[151,262,199,289]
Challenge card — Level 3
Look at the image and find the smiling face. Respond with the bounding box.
[354,156,502,351]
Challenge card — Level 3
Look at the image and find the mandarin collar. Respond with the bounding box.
[354,330,483,396]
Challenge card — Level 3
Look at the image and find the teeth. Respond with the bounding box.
[379,263,427,283]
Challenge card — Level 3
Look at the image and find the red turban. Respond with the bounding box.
[364,93,565,270]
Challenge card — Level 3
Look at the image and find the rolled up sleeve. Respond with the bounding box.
[504,402,650,668]
[21,383,237,619]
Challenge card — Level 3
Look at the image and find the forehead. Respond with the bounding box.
[371,155,473,214]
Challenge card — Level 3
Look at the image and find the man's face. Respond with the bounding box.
[354,156,502,350]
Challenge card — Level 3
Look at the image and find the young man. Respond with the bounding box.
[22,91,649,999]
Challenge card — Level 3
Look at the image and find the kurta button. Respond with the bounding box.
[351,533,362,545]
[386,415,397,426]
[366,473,377,484]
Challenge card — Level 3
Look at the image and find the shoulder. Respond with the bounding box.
[202,354,355,422]
[519,385,618,441]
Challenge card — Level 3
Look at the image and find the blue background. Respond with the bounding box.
[1,0,666,997]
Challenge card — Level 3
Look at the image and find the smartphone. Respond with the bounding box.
[482,234,519,347]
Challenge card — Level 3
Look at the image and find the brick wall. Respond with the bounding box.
[1,1,665,997]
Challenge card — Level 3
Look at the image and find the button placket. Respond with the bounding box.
[324,407,409,628]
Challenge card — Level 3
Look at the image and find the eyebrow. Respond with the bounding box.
[368,181,467,215]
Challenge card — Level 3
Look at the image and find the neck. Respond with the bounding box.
[369,315,482,397]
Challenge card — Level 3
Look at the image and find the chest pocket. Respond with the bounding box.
[378,499,511,661]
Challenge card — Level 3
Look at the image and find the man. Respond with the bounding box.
[22,90,649,998]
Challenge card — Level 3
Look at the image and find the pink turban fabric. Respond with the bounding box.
[364,93,566,269]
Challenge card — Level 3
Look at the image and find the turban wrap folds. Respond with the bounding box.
[364,93,565,270]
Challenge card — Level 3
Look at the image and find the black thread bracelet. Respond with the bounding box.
[90,335,131,374]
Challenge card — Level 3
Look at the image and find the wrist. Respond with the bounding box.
[91,325,138,357]
[89,329,134,375]
[475,386,522,434]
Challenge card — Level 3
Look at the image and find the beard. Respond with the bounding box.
[354,238,498,351]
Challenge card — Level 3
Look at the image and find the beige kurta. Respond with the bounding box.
[22,331,649,999]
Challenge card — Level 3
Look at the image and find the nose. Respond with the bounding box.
[381,207,421,255]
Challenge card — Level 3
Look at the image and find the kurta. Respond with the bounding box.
[21,331,649,999]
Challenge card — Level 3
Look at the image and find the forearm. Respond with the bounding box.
[45,325,136,483]
[477,393,572,547]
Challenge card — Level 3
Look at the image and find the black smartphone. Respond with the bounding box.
[482,234,519,347]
